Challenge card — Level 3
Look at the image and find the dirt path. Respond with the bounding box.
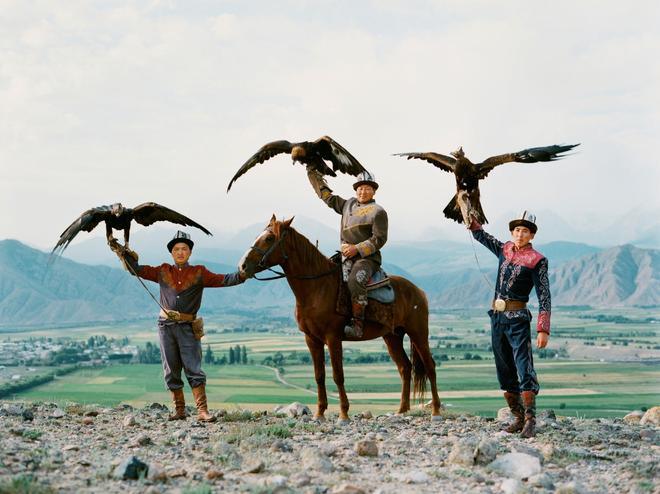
[260,365,339,401]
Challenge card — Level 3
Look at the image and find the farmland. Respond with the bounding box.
[2,307,659,418]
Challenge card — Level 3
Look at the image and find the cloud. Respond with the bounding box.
[1,1,658,248]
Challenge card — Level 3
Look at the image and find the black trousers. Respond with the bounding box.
[489,310,540,394]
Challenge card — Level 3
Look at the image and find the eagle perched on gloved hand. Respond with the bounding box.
[227,135,368,192]
[395,143,579,225]
[52,202,212,255]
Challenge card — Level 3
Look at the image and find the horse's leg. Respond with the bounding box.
[409,332,442,418]
[304,334,327,420]
[326,337,350,423]
[383,332,412,414]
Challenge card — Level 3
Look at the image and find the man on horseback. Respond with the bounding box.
[307,168,388,338]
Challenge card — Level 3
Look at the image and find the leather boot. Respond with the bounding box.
[168,388,187,421]
[344,301,366,338]
[521,390,537,438]
[503,392,525,433]
[191,384,217,422]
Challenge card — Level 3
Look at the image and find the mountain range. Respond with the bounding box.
[1,224,658,327]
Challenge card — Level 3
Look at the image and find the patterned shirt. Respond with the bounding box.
[123,254,244,320]
[308,170,388,265]
[471,226,551,333]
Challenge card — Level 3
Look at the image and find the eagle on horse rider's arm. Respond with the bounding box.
[307,167,388,338]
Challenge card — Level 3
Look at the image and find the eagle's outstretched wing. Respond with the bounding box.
[394,152,457,173]
[477,143,580,178]
[51,205,113,255]
[313,136,366,176]
[131,202,212,235]
[226,140,294,192]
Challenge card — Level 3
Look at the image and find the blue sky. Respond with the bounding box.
[1,1,659,248]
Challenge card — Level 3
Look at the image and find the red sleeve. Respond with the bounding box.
[137,264,161,282]
[200,266,244,287]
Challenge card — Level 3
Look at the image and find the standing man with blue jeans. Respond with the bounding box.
[112,231,246,422]
[469,212,551,438]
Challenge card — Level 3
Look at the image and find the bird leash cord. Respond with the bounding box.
[120,250,174,317]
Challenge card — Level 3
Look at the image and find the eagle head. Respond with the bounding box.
[111,203,124,217]
[291,146,306,162]
[451,147,465,159]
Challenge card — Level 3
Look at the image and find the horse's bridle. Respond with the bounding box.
[247,228,339,281]
[248,228,289,280]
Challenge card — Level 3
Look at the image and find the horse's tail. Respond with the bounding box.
[411,341,427,401]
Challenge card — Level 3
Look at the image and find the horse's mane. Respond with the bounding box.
[279,223,335,273]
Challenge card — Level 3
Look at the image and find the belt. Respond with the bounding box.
[492,299,527,312]
[159,309,196,322]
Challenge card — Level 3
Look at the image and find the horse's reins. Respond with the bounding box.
[248,229,340,281]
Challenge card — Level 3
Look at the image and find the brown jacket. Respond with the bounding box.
[308,170,388,265]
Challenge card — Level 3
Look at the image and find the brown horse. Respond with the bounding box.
[239,215,441,422]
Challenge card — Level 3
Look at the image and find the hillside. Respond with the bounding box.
[0,401,657,493]
[0,239,657,327]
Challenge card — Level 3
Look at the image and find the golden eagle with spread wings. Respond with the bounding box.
[395,143,580,225]
[52,202,212,255]
[227,135,368,192]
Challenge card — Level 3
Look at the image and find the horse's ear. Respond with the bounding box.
[269,214,277,226]
[282,216,295,228]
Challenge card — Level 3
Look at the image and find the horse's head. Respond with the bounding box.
[239,214,294,278]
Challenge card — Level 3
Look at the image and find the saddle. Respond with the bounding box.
[330,253,395,328]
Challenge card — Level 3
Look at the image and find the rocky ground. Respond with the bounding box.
[0,401,658,494]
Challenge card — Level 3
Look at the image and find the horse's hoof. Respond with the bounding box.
[336,418,350,426]
[431,415,443,423]
[314,415,327,422]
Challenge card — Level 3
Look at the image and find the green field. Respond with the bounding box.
[10,359,659,418]
[3,307,659,418]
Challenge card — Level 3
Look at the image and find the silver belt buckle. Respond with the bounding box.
[493,298,506,312]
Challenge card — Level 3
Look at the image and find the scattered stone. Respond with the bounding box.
[640,428,656,441]
[511,443,544,464]
[148,402,168,411]
[488,452,541,479]
[243,459,265,473]
[528,472,554,489]
[133,434,152,446]
[82,416,94,425]
[538,409,556,421]
[167,467,187,478]
[274,402,312,418]
[500,478,524,494]
[331,484,366,494]
[21,409,34,421]
[497,407,514,423]
[2,404,24,416]
[474,438,498,465]
[290,473,311,487]
[63,444,80,452]
[83,410,99,417]
[123,415,136,427]
[403,470,430,484]
[267,475,288,487]
[623,411,644,424]
[447,437,477,466]
[147,462,167,482]
[301,447,333,472]
[359,410,373,419]
[555,481,587,494]
[354,439,378,457]
[319,442,338,456]
[640,406,660,425]
[173,429,186,441]
[271,439,293,452]
[113,456,148,480]
[50,408,66,419]
[205,469,224,480]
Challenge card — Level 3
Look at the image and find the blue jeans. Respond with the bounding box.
[158,321,205,390]
[489,310,539,394]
